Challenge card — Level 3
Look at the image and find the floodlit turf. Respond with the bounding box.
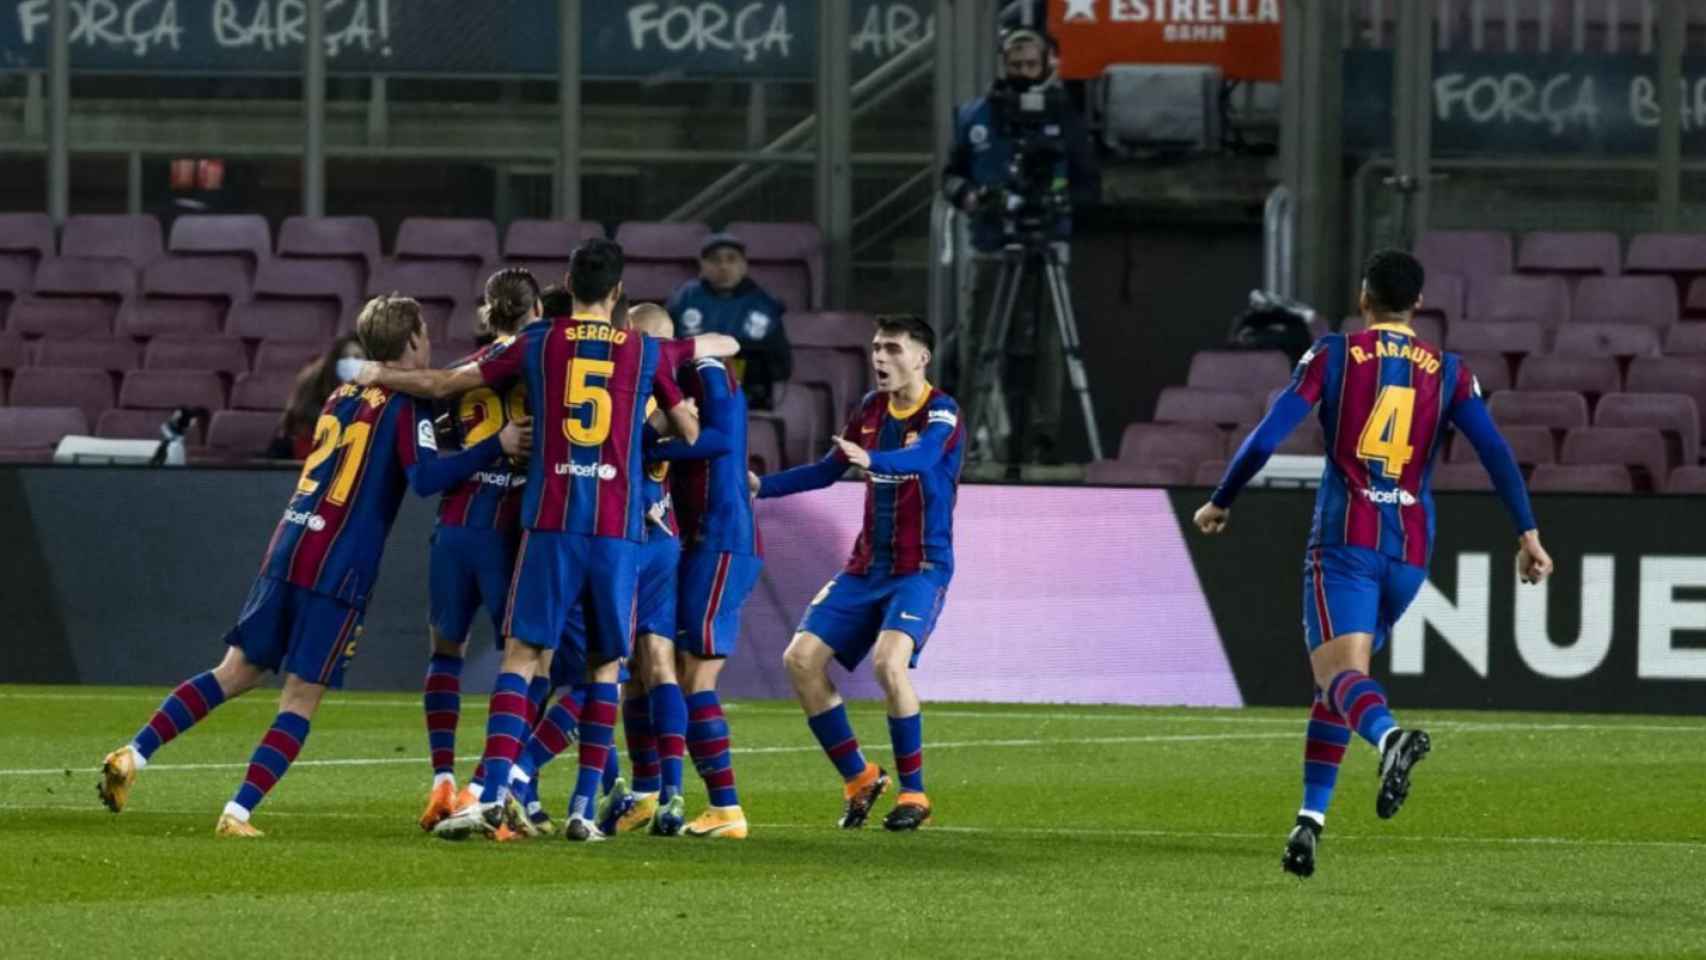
[2,685,1704,959]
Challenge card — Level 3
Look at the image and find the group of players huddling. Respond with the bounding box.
[94,244,1551,875]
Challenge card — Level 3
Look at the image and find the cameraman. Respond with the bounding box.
[942,27,1099,464]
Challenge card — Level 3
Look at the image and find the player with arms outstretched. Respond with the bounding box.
[1194,250,1554,877]
[752,315,961,832]
[346,239,738,841]
[97,295,527,836]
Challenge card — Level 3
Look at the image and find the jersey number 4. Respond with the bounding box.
[1357,385,1416,480]
[296,415,372,505]
[563,357,615,446]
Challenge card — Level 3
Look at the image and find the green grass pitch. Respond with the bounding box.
[2,684,1703,958]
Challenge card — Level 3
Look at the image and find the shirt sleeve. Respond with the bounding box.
[1447,364,1539,534]
[866,400,959,475]
[476,331,526,387]
[397,395,505,497]
[1289,338,1333,405]
[1210,390,1315,508]
[758,397,861,498]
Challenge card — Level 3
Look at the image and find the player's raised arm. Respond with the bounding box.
[861,400,959,475]
[689,332,741,360]
[756,441,852,498]
[394,396,525,497]
[651,361,737,461]
[346,358,485,400]
[1445,369,1553,584]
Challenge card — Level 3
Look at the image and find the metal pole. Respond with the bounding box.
[928,0,958,371]
[47,0,68,224]
[1392,0,1433,247]
[1281,0,1346,310]
[303,0,326,217]
[1657,0,1683,230]
[367,75,389,147]
[126,151,142,215]
[817,3,853,307]
[557,0,581,221]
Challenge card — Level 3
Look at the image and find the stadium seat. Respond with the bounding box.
[1560,426,1667,491]
[10,367,115,424]
[366,261,468,342]
[1625,356,1706,442]
[789,311,873,350]
[1664,321,1706,354]
[33,338,140,373]
[1116,422,1223,467]
[621,262,698,303]
[1193,459,1228,487]
[166,214,271,270]
[770,382,831,467]
[0,332,30,373]
[1084,459,1190,486]
[1551,323,1660,359]
[502,219,605,259]
[1488,390,1590,432]
[253,339,323,374]
[1186,350,1292,402]
[1153,387,1262,427]
[728,220,825,311]
[277,215,381,274]
[746,415,783,473]
[143,337,250,376]
[791,349,866,419]
[1445,320,1544,356]
[1227,418,1326,456]
[1405,314,1444,348]
[61,214,162,268]
[9,257,138,338]
[231,258,364,342]
[119,370,227,411]
[1449,423,1555,466]
[441,338,481,364]
[1594,392,1699,467]
[206,409,281,457]
[126,256,251,338]
[1623,232,1706,280]
[96,408,202,445]
[1685,280,1706,320]
[231,371,296,411]
[1470,275,1571,327]
[1431,462,1493,491]
[0,213,54,324]
[395,217,499,265]
[0,406,87,450]
[1415,230,1512,298]
[1667,465,1706,494]
[1527,463,1633,493]
[615,221,711,261]
[1416,273,1462,330]
[1514,355,1621,398]
[1458,351,1512,394]
[1517,230,1621,278]
[1572,276,1679,329]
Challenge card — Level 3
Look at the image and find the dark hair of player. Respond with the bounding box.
[539,283,574,318]
[569,238,626,306]
[874,313,936,353]
[356,294,426,362]
[1362,249,1426,316]
[482,267,540,335]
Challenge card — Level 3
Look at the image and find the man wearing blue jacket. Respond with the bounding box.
[667,233,791,411]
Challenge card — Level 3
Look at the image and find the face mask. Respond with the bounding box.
[1004,73,1038,94]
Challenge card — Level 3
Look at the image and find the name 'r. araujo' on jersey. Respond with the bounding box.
[1292,324,1479,567]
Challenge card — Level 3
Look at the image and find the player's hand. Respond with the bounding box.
[833,437,871,469]
[679,397,699,422]
[1517,530,1553,585]
[748,470,761,498]
[1193,502,1230,535]
[500,416,532,460]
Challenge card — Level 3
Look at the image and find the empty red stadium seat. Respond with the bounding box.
[124,256,251,338]
[1560,426,1667,491]
[0,332,29,372]
[231,257,364,342]
[745,263,810,313]
[615,221,710,261]
[769,382,831,468]
[61,214,162,267]
[0,213,54,322]
[1154,387,1262,427]
[1193,459,1228,487]
[1572,276,1678,329]
[1514,355,1621,398]
[1528,463,1633,493]
[746,415,783,473]
[728,220,825,311]
[789,311,873,350]
[503,219,605,259]
[0,406,88,450]
[1517,231,1620,278]
[10,367,115,424]
[1594,392,1699,467]
[1551,323,1660,359]
[1625,357,1706,442]
[365,261,468,342]
[1471,275,1570,327]
[1488,390,1590,432]
[791,348,866,420]
[1449,423,1555,465]
[1186,350,1292,402]
[1431,462,1493,491]
[622,262,698,303]
[1624,232,1706,278]
[1445,320,1544,356]
[206,410,282,457]
[1415,231,1513,299]
[33,338,140,373]
[1663,322,1706,354]
[120,370,226,411]
[1117,422,1223,467]
[167,214,271,270]
[1085,459,1190,486]
[1416,273,1463,330]
[1227,419,1326,456]
[231,371,296,411]
[1458,351,1512,394]
[1667,465,1706,494]
[143,337,249,376]
[96,408,204,444]
[253,340,323,374]
[9,257,138,338]
[395,217,499,265]
[1685,280,1706,320]
[277,216,381,274]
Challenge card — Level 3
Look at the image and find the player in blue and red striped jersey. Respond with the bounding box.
[349,239,739,841]
[754,314,962,832]
[417,268,542,831]
[1195,250,1554,877]
[97,295,527,837]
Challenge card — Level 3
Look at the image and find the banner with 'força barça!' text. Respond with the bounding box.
[1048,0,1284,82]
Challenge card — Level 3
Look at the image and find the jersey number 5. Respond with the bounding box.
[296,414,373,505]
[564,357,616,446]
[1357,385,1416,480]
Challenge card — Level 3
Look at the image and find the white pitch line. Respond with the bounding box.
[0,732,1296,778]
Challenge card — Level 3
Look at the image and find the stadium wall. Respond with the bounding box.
[2,467,1702,715]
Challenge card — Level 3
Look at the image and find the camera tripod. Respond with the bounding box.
[966,237,1104,466]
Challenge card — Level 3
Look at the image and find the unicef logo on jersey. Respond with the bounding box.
[1361,487,1418,507]
[745,310,772,340]
[557,462,619,481]
[284,509,327,531]
[680,308,704,334]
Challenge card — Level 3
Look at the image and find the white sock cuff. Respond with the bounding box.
[509,767,532,785]
[1298,809,1325,827]
[222,801,251,823]
[1377,727,1399,754]
[432,772,455,789]
[127,744,148,770]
